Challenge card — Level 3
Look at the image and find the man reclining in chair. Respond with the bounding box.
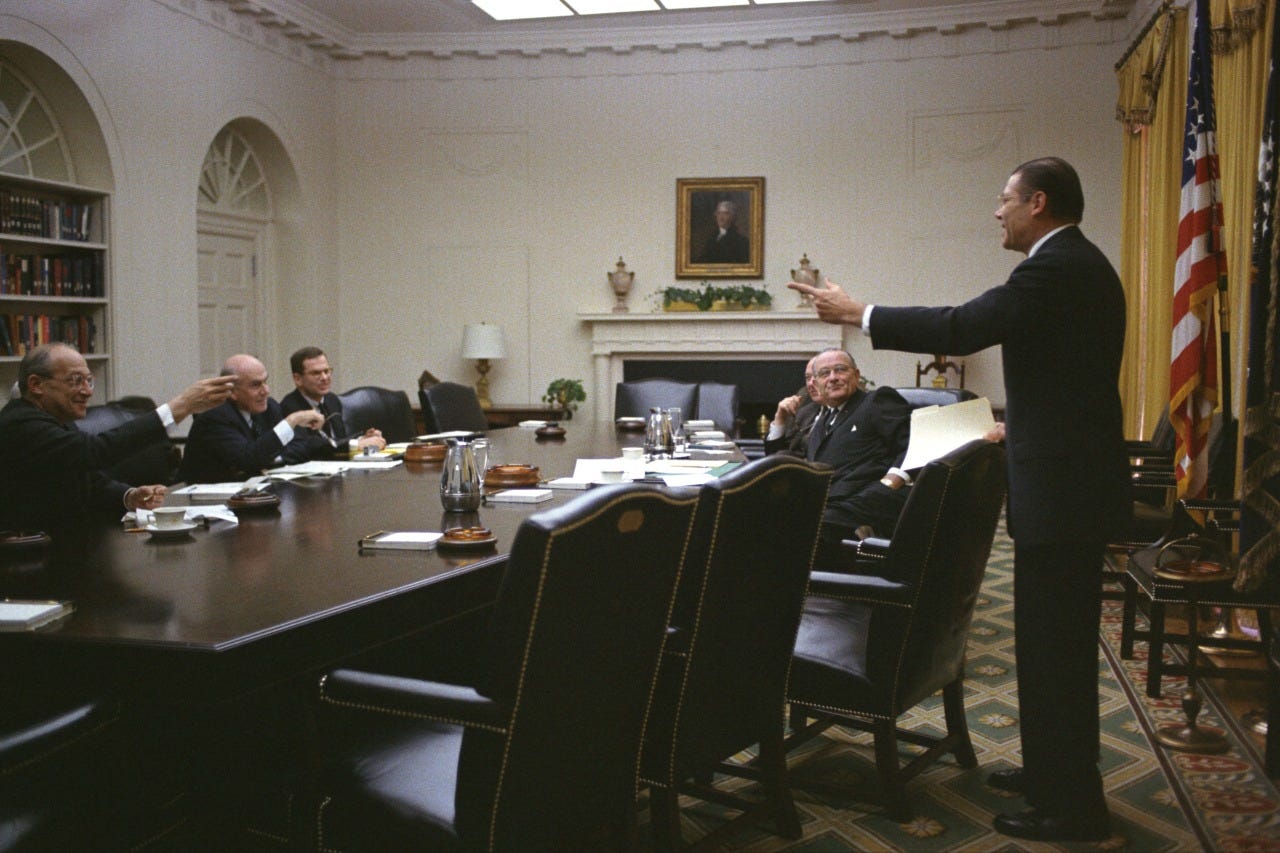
[765,348,913,569]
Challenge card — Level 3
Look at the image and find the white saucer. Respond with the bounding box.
[145,521,198,539]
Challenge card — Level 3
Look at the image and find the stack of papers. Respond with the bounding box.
[359,531,443,551]
[0,599,73,632]
[900,397,996,471]
[487,488,554,503]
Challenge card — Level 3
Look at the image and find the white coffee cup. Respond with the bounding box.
[152,507,188,529]
[621,447,644,461]
[597,466,626,483]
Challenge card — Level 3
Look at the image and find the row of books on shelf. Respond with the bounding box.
[0,313,98,357]
[0,251,104,297]
[1,189,94,241]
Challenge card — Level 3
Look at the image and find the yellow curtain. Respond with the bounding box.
[1116,6,1186,438]
[1212,0,1274,460]
[1114,0,1274,448]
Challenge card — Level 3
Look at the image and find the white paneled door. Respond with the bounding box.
[196,227,259,377]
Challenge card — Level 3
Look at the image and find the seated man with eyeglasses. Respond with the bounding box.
[279,346,385,458]
[0,342,236,533]
[767,347,913,568]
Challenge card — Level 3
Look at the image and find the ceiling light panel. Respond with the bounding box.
[472,0,572,20]
[659,0,748,8]
[567,0,661,13]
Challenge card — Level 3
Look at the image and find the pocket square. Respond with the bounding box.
[849,425,857,432]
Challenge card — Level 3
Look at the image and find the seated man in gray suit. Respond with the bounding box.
[279,346,385,458]
[770,348,913,568]
[179,354,324,483]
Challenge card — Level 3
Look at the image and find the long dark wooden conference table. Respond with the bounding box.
[2,422,737,705]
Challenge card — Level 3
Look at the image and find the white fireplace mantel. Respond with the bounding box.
[579,310,842,421]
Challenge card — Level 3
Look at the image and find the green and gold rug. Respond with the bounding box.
[644,518,1280,851]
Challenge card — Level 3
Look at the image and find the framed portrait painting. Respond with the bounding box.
[676,176,764,279]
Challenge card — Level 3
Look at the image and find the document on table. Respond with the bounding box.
[172,481,253,497]
[900,397,997,472]
[269,459,401,477]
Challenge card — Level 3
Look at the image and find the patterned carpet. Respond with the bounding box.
[642,517,1280,851]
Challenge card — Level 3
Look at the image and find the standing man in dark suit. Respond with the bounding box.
[280,346,385,458]
[0,342,234,532]
[769,348,912,566]
[790,157,1130,842]
[179,354,324,483]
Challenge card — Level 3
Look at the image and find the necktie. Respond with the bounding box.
[317,400,333,438]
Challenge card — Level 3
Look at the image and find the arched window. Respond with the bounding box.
[198,127,271,218]
[0,58,73,182]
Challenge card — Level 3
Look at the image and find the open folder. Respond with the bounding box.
[900,397,997,472]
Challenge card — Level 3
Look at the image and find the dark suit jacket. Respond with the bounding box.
[280,389,347,459]
[696,226,749,264]
[763,396,820,459]
[803,386,912,531]
[179,399,311,484]
[0,397,167,531]
[870,226,1131,546]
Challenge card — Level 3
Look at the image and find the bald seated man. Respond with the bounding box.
[0,342,235,533]
[178,354,324,484]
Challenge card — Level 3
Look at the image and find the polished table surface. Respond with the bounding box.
[1,423,726,703]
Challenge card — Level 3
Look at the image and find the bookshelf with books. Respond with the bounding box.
[0,174,110,396]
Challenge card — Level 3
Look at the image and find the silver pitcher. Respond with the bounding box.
[440,438,481,512]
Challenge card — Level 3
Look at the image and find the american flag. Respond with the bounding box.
[1238,2,1280,592]
[1169,0,1225,500]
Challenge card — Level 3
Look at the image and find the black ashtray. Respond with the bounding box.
[227,491,282,514]
[535,422,566,439]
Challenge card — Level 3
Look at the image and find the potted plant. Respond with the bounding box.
[542,378,586,419]
[659,285,705,311]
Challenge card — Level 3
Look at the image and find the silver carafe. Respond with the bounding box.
[440,438,481,512]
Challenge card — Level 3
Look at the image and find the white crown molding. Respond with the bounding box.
[176,0,1135,67]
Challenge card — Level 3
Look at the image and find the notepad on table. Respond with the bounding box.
[487,488,554,503]
[358,531,443,551]
[0,599,73,632]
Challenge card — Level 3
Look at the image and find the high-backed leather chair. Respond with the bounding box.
[75,403,179,485]
[336,386,417,443]
[418,381,488,434]
[693,380,739,435]
[314,485,699,851]
[614,378,698,421]
[785,439,1007,820]
[641,454,831,849]
[1,697,123,851]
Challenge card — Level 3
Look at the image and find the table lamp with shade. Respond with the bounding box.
[461,323,507,409]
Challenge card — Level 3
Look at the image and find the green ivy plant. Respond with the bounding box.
[652,281,771,311]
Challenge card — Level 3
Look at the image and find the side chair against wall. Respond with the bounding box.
[336,386,418,444]
[614,378,698,422]
[784,439,1008,821]
[640,454,832,850]
[418,381,489,434]
[312,484,699,851]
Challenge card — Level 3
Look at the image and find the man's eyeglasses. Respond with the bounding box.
[51,373,95,391]
[304,368,334,378]
[815,365,854,380]
[997,192,1033,206]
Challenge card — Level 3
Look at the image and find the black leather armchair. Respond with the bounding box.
[314,485,699,851]
[75,403,179,485]
[417,381,488,434]
[640,454,831,849]
[785,439,1008,820]
[336,386,417,443]
[614,378,698,422]
[0,697,122,851]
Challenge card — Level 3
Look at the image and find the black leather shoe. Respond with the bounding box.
[987,768,1024,793]
[993,808,1110,842]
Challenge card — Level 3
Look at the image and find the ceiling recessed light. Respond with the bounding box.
[472,0,572,21]
[566,0,662,13]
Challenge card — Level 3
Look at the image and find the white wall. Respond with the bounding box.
[2,0,1135,420]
